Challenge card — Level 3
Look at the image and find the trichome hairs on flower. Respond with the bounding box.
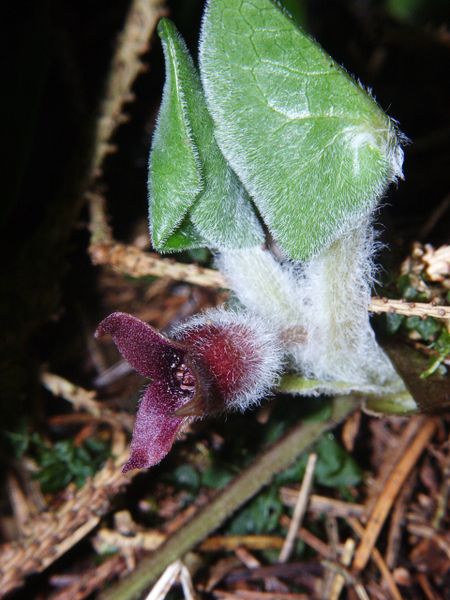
[172,307,284,412]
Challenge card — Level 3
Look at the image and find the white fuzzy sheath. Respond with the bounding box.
[219,226,406,396]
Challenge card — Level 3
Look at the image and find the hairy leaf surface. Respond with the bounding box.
[149,19,264,252]
[200,0,403,259]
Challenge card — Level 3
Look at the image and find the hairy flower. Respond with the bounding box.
[95,310,282,472]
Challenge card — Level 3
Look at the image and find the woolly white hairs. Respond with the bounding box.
[217,247,305,334]
[171,307,284,411]
[294,222,404,394]
[220,223,406,397]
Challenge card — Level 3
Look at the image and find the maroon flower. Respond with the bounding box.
[95,310,282,472]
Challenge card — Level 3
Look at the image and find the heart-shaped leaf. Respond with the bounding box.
[200,0,403,260]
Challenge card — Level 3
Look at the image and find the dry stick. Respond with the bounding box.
[278,517,333,558]
[329,538,356,600]
[279,453,317,563]
[0,451,131,597]
[347,518,402,600]
[145,561,182,600]
[370,297,450,320]
[321,561,369,600]
[280,490,365,519]
[89,240,450,320]
[41,371,132,431]
[407,523,450,560]
[322,514,341,599]
[352,418,437,572]
[91,0,167,177]
[201,535,285,552]
[179,563,197,600]
[87,0,167,243]
[100,396,356,600]
[385,472,416,569]
[41,371,101,415]
[89,240,225,288]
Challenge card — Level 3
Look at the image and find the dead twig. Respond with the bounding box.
[145,560,183,600]
[89,239,450,319]
[328,538,355,600]
[41,371,131,431]
[90,0,167,178]
[321,560,369,600]
[280,491,365,519]
[385,472,416,569]
[89,241,225,287]
[0,451,131,597]
[279,515,335,559]
[200,535,285,552]
[353,417,437,572]
[347,518,402,600]
[369,297,450,320]
[279,453,317,563]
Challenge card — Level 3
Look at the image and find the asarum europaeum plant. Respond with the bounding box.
[98,0,417,471]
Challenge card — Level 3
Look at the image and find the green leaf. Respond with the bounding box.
[149,19,264,252]
[173,464,201,491]
[32,436,110,494]
[202,463,235,488]
[200,0,403,260]
[162,216,206,252]
[384,312,404,335]
[397,274,419,301]
[228,485,283,534]
[404,316,441,341]
[314,434,362,488]
[149,24,202,248]
[421,329,450,379]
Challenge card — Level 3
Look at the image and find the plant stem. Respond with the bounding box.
[100,396,357,600]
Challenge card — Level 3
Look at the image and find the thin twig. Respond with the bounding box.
[321,560,369,600]
[407,523,450,560]
[279,453,317,563]
[100,396,356,600]
[385,472,416,569]
[322,514,341,599]
[41,371,132,430]
[89,241,225,287]
[280,491,365,519]
[278,516,334,559]
[200,535,285,552]
[145,561,182,600]
[347,518,403,600]
[353,418,437,572]
[370,297,450,320]
[0,451,131,596]
[328,538,355,600]
[179,563,197,600]
[91,0,167,178]
[89,239,450,319]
